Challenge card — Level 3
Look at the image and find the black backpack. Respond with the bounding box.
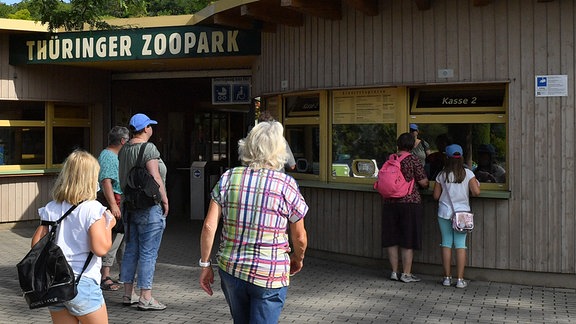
[17,204,93,309]
[123,142,161,209]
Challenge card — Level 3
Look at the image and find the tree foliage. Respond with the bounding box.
[1,0,213,31]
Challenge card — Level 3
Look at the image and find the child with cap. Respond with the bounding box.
[432,144,481,288]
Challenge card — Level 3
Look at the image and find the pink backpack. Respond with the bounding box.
[374,153,415,198]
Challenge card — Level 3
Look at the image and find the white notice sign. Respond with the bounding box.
[535,75,568,97]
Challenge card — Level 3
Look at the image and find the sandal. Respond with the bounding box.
[123,293,140,306]
[101,277,121,291]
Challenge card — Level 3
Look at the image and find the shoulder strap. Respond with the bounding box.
[440,178,456,214]
[396,152,411,162]
[75,252,94,284]
[40,204,79,227]
[38,203,93,283]
[389,152,412,162]
[136,142,148,167]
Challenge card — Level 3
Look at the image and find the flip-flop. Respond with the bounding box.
[101,276,121,291]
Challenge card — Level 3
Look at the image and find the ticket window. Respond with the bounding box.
[281,91,328,181]
[409,84,508,190]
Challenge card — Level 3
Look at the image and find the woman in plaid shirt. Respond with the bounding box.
[199,121,309,324]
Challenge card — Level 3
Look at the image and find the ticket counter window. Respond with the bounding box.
[332,124,397,178]
[330,88,405,181]
[282,91,327,179]
[286,125,320,175]
[409,84,508,190]
[416,123,506,186]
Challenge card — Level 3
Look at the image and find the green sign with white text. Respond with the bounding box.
[9,26,261,65]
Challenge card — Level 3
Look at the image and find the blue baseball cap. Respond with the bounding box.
[445,144,463,158]
[129,113,158,132]
[409,123,419,131]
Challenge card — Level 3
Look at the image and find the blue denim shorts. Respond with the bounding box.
[48,276,104,317]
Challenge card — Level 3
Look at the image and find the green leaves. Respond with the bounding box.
[24,0,212,31]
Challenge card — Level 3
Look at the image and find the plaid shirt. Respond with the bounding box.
[211,166,308,288]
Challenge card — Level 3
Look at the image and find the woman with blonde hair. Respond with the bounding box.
[31,150,115,323]
[199,121,309,324]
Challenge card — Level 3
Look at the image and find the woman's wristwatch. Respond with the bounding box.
[198,259,211,268]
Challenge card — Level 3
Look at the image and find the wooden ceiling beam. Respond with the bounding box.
[537,0,555,2]
[346,0,379,16]
[473,0,491,6]
[413,0,431,11]
[241,3,304,27]
[213,10,276,33]
[281,0,343,21]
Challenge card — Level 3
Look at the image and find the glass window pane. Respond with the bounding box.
[53,127,90,164]
[286,125,320,175]
[54,105,90,119]
[0,127,45,165]
[417,123,506,183]
[0,101,44,120]
[332,124,397,178]
[284,94,320,117]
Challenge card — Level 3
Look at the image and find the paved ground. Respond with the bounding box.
[1,217,576,324]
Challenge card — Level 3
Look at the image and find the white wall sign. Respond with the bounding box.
[535,75,568,97]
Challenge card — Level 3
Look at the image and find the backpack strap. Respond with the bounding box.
[136,142,149,168]
[395,152,411,162]
[40,204,79,228]
[40,203,93,284]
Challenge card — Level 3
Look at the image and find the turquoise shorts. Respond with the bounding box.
[48,276,104,317]
[438,217,468,249]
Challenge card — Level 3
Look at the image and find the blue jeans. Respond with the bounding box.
[219,269,288,324]
[120,204,166,289]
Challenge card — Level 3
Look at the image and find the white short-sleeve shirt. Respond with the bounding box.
[435,169,476,220]
[38,200,110,283]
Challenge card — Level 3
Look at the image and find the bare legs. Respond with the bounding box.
[387,245,415,275]
[442,247,466,279]
[50,304,108,324]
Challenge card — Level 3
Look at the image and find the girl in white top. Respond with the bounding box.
[433,144,480,289]
[31,150,115,324]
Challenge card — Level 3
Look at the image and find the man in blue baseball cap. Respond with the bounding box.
[129,113,158,132]
[119,112,168,311]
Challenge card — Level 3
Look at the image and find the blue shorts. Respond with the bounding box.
[48,276,104,317]
[438,217,468,249]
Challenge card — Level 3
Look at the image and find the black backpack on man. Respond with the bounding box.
[123,142,161,210]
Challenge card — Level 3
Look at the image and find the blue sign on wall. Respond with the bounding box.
[212,77,251,104]
[213,84,231,104]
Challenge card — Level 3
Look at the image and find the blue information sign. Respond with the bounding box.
[212,77,251,104]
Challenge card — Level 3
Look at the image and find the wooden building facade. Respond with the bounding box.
[0,0,574,287]
[203,0,576,286]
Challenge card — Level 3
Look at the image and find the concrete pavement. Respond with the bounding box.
[1,218,575,323]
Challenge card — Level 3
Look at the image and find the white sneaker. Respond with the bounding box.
[390,272,399,281]
[400,273,421,283]
[456,278,468,288]
[442,276,452,287]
